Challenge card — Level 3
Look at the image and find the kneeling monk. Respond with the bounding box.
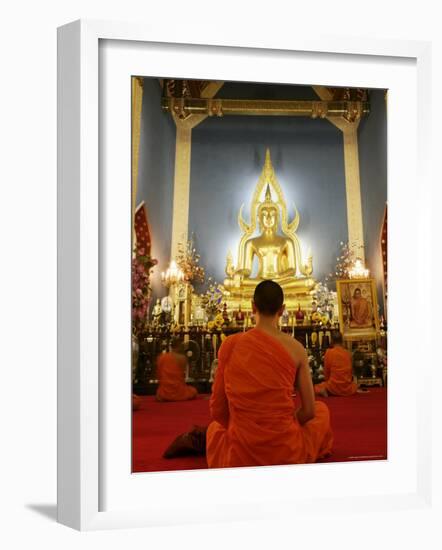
[314,331,357,397]
[206,280,333,468]
[156,338,198,402]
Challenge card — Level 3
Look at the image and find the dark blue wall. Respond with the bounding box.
[189,115,347,286]
[136,79,176,306]
[359,89,387,314]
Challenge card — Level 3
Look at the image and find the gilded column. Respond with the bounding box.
[131,77,144,224]
[169,82,224,260]
[170,124,192,259]
[313,86,365,261]
[342,124,365,262]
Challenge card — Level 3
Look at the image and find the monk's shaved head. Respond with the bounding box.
[171,337,184,353]
[253,280,284,316]
[331,331,343,345]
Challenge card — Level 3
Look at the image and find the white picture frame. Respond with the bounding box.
[57,19,434,531]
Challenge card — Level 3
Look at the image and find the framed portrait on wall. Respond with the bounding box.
[336,278,380,340]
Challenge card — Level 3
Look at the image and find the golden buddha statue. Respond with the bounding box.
[223,149,317,311]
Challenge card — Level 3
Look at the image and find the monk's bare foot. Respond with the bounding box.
[163,426,207,458]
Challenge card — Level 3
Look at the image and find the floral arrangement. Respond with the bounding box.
[312,281,336,322]
[132,243,157,335]
[311,311,322,324]
[200,277,223,319]
[176,237,205,285]
[207,313,225,331]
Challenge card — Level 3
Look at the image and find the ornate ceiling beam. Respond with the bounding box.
[162,97,369,122]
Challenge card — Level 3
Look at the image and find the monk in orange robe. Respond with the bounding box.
[350,287,372,328]
[314,331,357,397]
[156,339,197,402]
[206,280,333,468]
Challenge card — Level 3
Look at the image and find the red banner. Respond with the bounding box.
[134,202,151,254]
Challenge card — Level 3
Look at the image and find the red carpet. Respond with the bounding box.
[132,388,387,472]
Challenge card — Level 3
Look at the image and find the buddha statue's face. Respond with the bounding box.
[259,206,278,232]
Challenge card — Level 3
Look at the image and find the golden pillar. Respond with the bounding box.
[171,123,192,259]
[342,124,365,262]
[131,77,144,226]
[170,83,224,259]
[313,86,365,261]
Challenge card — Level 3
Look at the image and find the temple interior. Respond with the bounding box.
[131,77,388,471]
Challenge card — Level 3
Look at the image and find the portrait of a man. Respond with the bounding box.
[350,287,372,328]
[337,279,379,339]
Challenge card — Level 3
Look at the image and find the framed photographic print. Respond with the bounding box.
[57,19,434,531]
[129,72,388,478]
[336,278,380,340]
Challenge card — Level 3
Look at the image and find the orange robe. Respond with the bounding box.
[315,346,357,396]
[156,353,197,402]
[350,297,371,327]
[206,328,333,468]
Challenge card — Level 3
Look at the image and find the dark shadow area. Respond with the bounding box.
[26,504,57,522]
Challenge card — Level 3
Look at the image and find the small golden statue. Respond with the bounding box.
[223,149,317,311]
